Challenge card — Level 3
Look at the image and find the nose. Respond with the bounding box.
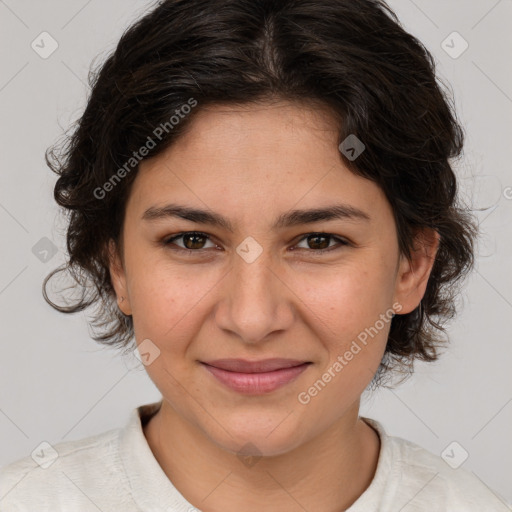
[214,247,295,345]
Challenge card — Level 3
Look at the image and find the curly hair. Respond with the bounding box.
[43,0,477,387]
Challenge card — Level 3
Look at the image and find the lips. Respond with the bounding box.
[200,358,312,394]
[201,358,309,373]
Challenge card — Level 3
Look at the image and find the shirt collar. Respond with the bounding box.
[118,400,197,512]
[118,402,393,511]
[347,416,394,510]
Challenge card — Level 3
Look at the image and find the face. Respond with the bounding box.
[109,100,437,456]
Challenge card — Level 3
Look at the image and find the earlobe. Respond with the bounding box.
[393,228,440,315]
[107,239,132,316]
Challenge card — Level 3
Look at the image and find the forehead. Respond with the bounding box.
[166,100,341,158]
[126,101,393,231]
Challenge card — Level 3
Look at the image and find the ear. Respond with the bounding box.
[393,228,440,315]
[108,239,132,316]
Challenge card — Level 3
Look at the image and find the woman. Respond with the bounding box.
[0,0,505,510]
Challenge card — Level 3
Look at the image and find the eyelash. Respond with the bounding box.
[162,231,350,255]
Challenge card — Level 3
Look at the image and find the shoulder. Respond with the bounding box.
[393,437,505,508]
[0,426,133,511]
[357,418,510,511]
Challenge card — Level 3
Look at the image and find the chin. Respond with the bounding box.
[204,410,309,458]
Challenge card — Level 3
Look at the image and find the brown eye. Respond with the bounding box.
[294,233,349,253]
[164,232,216,251]
[306,234,330,250]
[182,233,207,249]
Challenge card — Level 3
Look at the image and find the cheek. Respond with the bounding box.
[126,256,212,345]
[294,262,391,335]
[294,269,392,413]
[290,259,395,389]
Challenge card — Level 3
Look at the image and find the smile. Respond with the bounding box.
[200,359,312,394]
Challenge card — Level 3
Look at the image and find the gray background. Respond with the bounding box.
[0,0,511,507]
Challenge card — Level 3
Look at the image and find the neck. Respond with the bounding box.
[143,400,381,512]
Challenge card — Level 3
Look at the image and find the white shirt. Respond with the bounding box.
[0,401,508,511]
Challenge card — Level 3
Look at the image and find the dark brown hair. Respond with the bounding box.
[43,0,477,387]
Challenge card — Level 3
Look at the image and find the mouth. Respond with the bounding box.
[202,358,310,373]
[200,358,312,394]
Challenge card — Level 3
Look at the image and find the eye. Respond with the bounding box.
[162,231,350,255]
[293,232,349,253]
[163,231,218,252]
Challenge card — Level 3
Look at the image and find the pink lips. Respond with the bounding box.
[200,358,311,394]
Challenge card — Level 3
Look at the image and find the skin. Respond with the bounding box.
[109,100,439,512]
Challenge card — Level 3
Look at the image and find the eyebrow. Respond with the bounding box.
[142,203,371,231]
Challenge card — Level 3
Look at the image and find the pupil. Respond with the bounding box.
[309,234,329,250]
[185,233,205,249]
